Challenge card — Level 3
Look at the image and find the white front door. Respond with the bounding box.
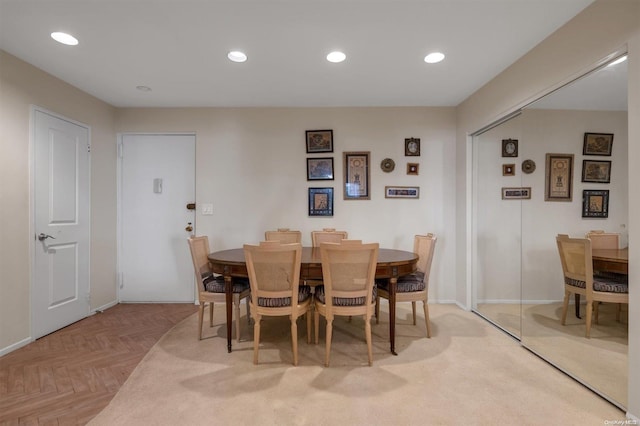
[32,109,91,339]
[119,134,196,302]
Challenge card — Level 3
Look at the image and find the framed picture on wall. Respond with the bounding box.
[385,186,420,199]
[306,130,333,153]
[308,187,333,216]
[583,132,613,156]
[582,189,609,218]
[306,157,334,180]
[343,151,370,200]
[405,138,420,156]
[581,160,611,183]
[545,153,574,201]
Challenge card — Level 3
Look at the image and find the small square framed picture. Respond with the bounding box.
[502,164,515,176]
[407,163,419,175]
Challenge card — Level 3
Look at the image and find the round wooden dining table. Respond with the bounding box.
[208,247,418,355]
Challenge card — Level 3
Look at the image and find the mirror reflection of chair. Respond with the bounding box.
[585,230,619,250]
[314,240,379,366]
[311,228,348,247]
[187,236,250,341]
[585,230,625,318]
[556,234,628,338]
[376,233,437,338]
[243,241,311,366]
[264,228,302,244]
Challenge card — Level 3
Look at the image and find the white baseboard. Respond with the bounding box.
[0,336,32,357]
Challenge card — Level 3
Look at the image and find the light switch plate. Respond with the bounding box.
[202,203,213,215]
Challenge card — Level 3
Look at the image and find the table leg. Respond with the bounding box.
[224,274,233,353]
[574,294,581,319]
[389,276,398,356]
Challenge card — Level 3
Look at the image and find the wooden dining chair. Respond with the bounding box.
[264,228,302,244]
[314,240,379,366]
[187,236,250,341]
[311,228,348,247]
[376,234,436,337]
[556,234,628,338]
[243,241,312,366]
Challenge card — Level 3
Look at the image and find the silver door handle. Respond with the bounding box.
[37,233,56,241]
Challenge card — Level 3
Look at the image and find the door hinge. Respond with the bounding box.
[87,144,91,153]
[117,143,123,159]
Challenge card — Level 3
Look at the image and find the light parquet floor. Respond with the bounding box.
[0,303,198,425]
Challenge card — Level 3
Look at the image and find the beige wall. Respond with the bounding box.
[116,106,457,303]
[456,0,639,418]
[0,51,117,350]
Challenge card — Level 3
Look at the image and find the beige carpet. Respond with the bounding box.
[477,301,628,407]
[89,303,625,426]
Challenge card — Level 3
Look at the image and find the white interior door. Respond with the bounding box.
[119,134,196,302]
[32,109,91,339]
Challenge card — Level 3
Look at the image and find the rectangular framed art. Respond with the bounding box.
[306,157,334,180]
[582,189,609,218]
[581,160,611,183]
[308,187,333,216]
[583,132,613,156]
[343,151,370,200]
[545,153,574,201]
[502,187,531,200]
[385,186,419,199]
[305,130,333,153]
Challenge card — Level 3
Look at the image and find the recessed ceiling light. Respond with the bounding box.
[608,55,627,66]
[136,85,152,92]
[424,52,445,64]
[51,32,79,46]
[228,51,247,63]
[326,51,346,63]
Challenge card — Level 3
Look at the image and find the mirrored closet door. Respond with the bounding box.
[473,54,628,409]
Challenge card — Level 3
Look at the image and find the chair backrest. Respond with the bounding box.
[311,228,348,247]
[556,234,594,297]
[414,234,437,279]
[243,241,303,306]
[187,236,211,293]
[585,230,619,249]
[319,240,379,309]
[264,229,302,244]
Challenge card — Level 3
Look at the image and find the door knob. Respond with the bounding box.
[37,233,55,241]
[185,222,193,233]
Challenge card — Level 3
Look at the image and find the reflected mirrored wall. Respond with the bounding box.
[472,54,628,408]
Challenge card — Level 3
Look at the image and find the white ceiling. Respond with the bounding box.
[0,0,597,108]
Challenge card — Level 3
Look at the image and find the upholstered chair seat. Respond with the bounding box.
[314,284,377,306]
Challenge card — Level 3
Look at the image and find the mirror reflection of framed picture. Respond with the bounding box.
[582,189,609,218]
[581,160,611,183]
[545,153,574,201]
[583,132,613,156]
